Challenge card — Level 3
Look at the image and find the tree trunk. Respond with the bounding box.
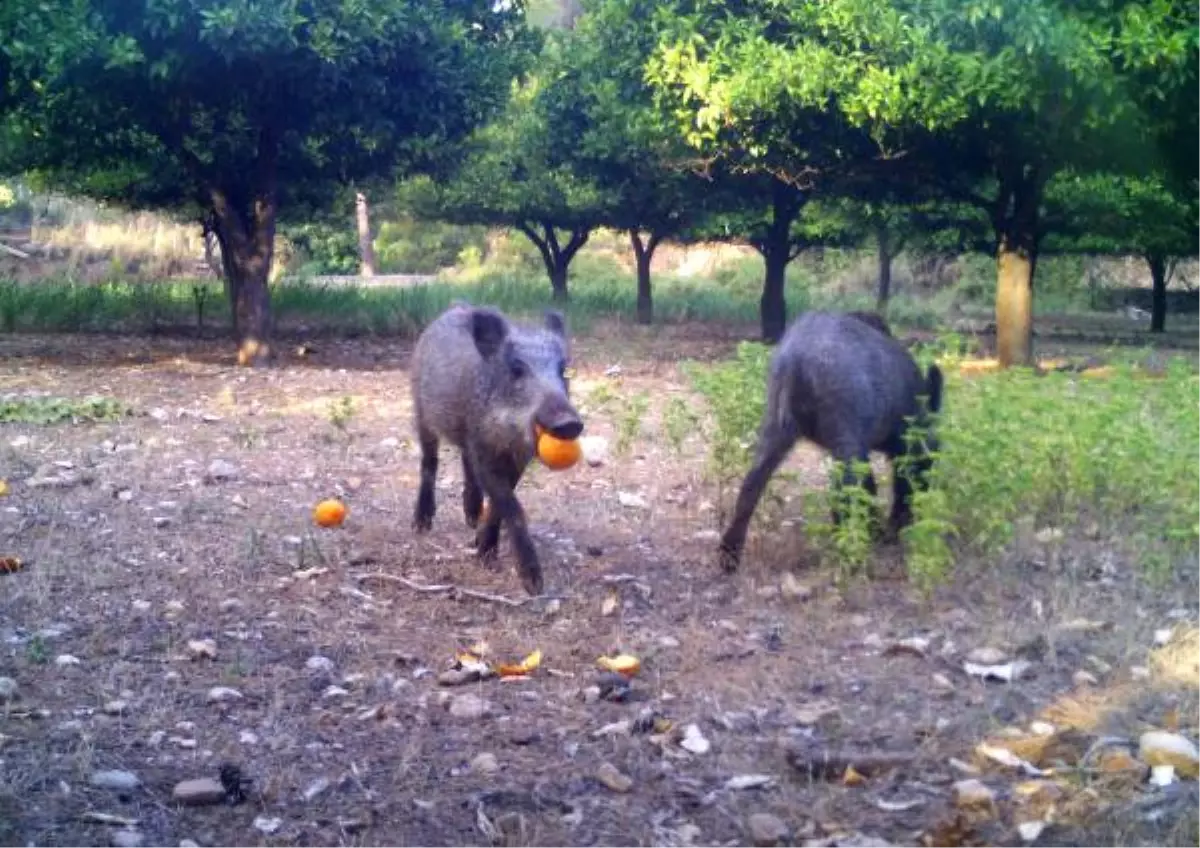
[992,170,1043,369]
[630,230,662,325]
[209,128,279,367]
[754,180,806,343]
[1147,253,1168,333]
[875,224,892,314]
[517,222,590,304]
[356,192,376,277]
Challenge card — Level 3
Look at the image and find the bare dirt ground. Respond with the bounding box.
[0,325,1197,848]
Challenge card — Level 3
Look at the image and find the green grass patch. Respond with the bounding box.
[686,339,1200,588]
[0,395,129,424]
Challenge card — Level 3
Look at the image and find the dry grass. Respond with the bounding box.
[0,329,1196,848]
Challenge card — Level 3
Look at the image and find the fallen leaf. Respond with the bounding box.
[976,743,1046,777]
[724,774,774,791]
[874,797,924,812]
[0,480,8,496]
[842,765,866,786]
[0,556,23,575]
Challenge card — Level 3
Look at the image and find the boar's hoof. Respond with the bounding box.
[717,542,743,573]
[519,566,544,597]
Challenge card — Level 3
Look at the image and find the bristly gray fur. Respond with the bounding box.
[719,310,944,571]
[410,304,582,596]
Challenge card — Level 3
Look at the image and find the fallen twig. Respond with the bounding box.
[784,743,917,781]
[80,812,139,827]
[339,585,375,603]
[353,572,559,608]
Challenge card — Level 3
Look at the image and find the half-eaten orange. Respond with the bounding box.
[535,424,582,471]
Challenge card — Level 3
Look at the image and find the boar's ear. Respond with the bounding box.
[543,309,567,339]
[470,308,508,359]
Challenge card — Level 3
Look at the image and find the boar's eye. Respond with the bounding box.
[509,358,528,379]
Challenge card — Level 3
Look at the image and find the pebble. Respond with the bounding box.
[55,654,81,667]
[1072,669,1099,687]
[679,724,711,755]
[595,762,633,793]
[303,777,331,802]
[111,829,144,848]
[206,686,243,704]
[448,693,490,720]
[253,816,282,835]
[952,779,995,810]
[239,730,259,745]
[966,647,1008,665]
[471,752,500,774]
[206,459,239,481]
[780,573,812,601]
[103,700,129,716]
[747,812,790,847]
[306,656,335,674]
[0,677,17,701]
[172,777,226,806]
[187,639,217,660]
[90,770,141,791]
[179,841,199,848]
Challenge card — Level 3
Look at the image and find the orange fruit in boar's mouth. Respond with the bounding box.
[313,498,348,527]
[534,424,581,470]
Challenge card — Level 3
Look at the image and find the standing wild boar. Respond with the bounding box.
[410,302,583,595]
[718,310,943,571]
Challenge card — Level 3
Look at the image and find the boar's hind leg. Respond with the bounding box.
[471,454,543,596]
[413,426,439,532]
[718,417,800,573]
[461,453,484,529]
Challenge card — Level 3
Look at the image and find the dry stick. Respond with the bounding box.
[353,572,564,608]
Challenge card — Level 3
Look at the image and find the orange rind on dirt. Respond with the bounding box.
[596,653,641,677]
[497,649,543,679]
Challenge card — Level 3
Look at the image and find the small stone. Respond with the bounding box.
[1029,721,1056,736]
[305,655,335,674]
[164,600,185,615]
[726,774,774,791]
[780,573,812,601]
[321,685,349,699]
[187,639,217,660]
[219,598,243,613]
[617,491,649,510]
[932,673,955,692]
[131,600,152,613]
[112,829,144,848]
[679,724,710,755]
[1139,731,1199,778]
[153,517,171,528]
[0,677,18,701]
[471,752,500,774]
[952,779,995,811]
[206,686,243,704]
[148,731,166,747]
[582,685,601,704]
[205,459,239,481]
[1073,669,1099,687]
[595,762,633,793]
[172,777,226,806]
[90,770,141,791]
[580,436,608,467]
[1130,665,1151,681]
[239,730,259,745]
[55,655,81,667]
[103,700,129,716]
[302,777,331,801]
[509,727,539,746]
[253,816,282,835]
[448,693,490,720]
[966,647,1008,665]
[179,840,199,848]
[1154,628,1174,646]
[1017,821,1047,843]
[747,812,789,847]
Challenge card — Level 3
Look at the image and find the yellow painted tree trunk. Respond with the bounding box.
[995,238,1034,368]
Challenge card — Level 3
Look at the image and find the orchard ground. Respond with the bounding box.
[0,309,1197,848]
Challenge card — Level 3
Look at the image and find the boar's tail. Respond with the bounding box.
[925,364,944,414]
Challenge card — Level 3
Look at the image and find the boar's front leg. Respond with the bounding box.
[461,452,485,529]
[470,451,542,596]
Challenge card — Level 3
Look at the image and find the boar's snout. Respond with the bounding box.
[536,396,584,441]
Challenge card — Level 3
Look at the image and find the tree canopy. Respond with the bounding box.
[0,0,532,363]
[644,0,1198,364]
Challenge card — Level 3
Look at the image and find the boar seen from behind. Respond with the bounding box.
[411,303,583,595]
[718,310,943,572]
